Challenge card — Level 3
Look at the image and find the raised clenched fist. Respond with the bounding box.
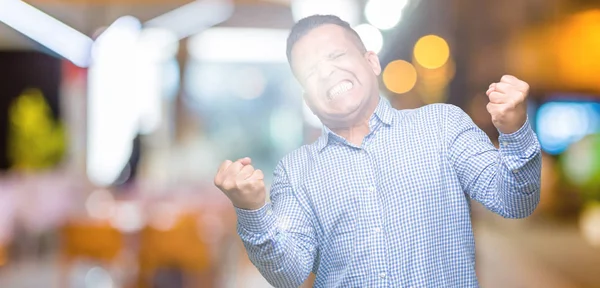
[214,157,266,210]
[486,75,530,134]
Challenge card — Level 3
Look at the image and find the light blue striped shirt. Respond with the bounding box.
[235,98,542,287]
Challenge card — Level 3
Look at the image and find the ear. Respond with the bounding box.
[364,51,382,76]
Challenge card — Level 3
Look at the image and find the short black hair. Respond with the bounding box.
[286,14,366,65]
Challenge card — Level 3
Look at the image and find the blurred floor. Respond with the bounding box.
[1,219,599,287]
[475,213,600,288]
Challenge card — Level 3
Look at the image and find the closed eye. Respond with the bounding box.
[329,52,346,60]
[304,51,346,80]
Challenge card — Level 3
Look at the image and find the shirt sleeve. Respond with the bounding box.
[235,161,318,287]
[444,104,542,218]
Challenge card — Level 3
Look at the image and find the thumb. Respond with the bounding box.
[249,169,264,181]
[238,157,252,166]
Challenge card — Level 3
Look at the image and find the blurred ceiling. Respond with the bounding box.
[2,0,599,97]
[0,0,295,49]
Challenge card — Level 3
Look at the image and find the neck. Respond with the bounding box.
[329,96,380,146]
[332,122,371,146]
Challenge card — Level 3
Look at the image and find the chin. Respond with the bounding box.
[320,96,365,122]
[331,91,365,110]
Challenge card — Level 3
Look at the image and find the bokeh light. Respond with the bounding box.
[230,67,267,100]
[84,267,114,288]
[364,0,408,30]
[85,189,116,220]
[269,107,304,154]
[414,58,455,104]
[562,133,600,199]
[506,9,600,93]
[555,10,600,91]
[579,202,600,247]
[291,0,361,26]
[383,60,417,94]
[353,24,384,54]
[536,102,600,155]
[148,202,180,231]
[109,201,144,233]
[413,34,450,69]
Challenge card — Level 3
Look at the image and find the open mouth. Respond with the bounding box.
[326,80,354,101]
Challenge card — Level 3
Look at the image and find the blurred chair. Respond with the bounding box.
[137,213,212,288]
[59,220,124,287]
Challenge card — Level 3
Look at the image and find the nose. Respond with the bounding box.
[317,62,335,79]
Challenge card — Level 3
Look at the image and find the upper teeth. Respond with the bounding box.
[328,81,353,98]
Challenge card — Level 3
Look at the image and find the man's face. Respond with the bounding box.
[290,24,382,127]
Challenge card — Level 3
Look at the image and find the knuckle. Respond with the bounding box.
[222,179,237,190]
[256,170,265,178]
[237,180,250,190]
[243,180,263,191]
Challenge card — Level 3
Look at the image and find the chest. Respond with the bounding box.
[299,129,452,238]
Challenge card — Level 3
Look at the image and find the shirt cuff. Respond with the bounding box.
[235,202,276,234]
[497,116,539,155]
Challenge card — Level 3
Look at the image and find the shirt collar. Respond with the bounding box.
[316,96,395,152]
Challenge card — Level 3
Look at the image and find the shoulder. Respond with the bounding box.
[274,143,318,181]
[401,103,464,117]
[396,103,467,127]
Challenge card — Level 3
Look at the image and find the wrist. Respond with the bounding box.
[235,202,274,234]
[233,200,267,211]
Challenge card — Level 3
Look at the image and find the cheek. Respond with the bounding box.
[357,66,377,87]
[304,92,322,109]
[303,81,321,99]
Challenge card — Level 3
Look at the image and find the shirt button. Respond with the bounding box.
[374,227,381,233]
[379,272,386,279]
[266,209,273,215]
[512,169,519,173]
[502,141,509,147]
[368,187,375,193]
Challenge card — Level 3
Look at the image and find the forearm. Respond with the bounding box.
[489,118,542,218]
[449,106,543,218]
[236,203,316,288]
[493,148,542,218]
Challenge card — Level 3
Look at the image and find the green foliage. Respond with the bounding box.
[7,88,67,171]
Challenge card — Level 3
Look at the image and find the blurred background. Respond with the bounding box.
[0,0,600,287]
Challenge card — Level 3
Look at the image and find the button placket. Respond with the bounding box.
[361,148,389,284]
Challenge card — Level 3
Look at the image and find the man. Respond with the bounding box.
[214,15,541,287]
